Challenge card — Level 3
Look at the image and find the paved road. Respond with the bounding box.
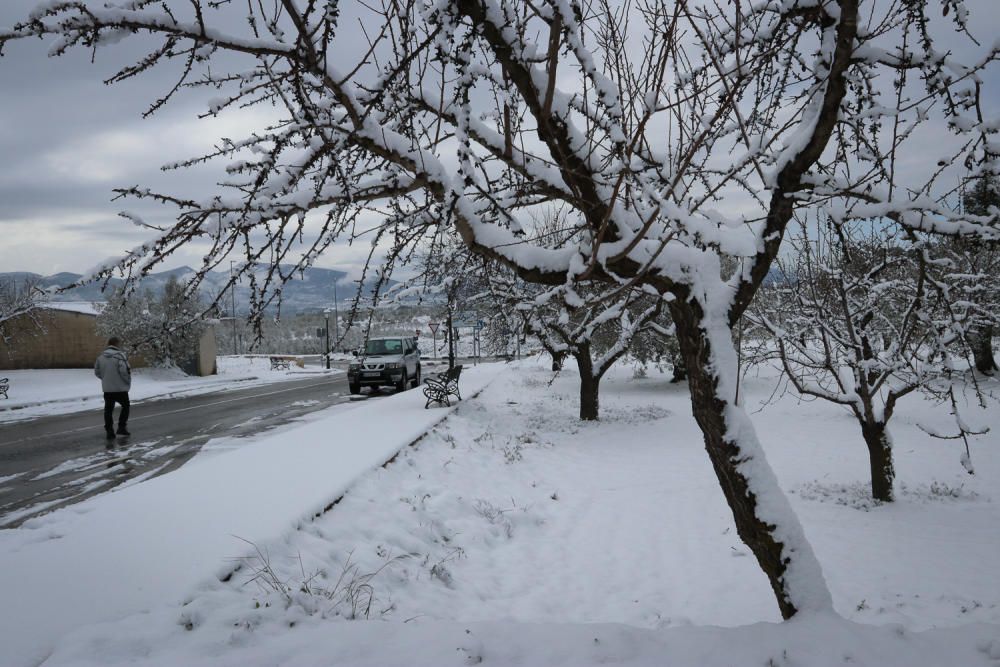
[0,373,379,528]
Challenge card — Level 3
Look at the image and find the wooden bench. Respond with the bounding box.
[269,356,291,371]
[423,365,463,408]
[0,377,7,399]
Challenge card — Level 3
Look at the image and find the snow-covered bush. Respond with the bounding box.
[0,275,46,348]
[97,276,208,368]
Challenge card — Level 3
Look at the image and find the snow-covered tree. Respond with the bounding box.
[0,276,45,348]
[97,276,208,367]
[5,0,999,618]
[478,253,663,420]
[523,285,662,420]
[627,307,684,382]
[754,220,962,502]
[950,176,1000,374]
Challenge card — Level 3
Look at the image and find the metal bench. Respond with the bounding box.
[0,377,7,399]
[423,365,463,408]
[269,356,291,371]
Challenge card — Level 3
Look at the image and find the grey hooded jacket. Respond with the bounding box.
[94,346,132,393]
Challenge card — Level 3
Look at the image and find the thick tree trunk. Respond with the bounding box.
[670,300,832,620]
[970,325,998,375]
[861,421,894,502]
[574,347,600,421]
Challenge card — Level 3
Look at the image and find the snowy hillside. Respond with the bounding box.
[1,265,397,315]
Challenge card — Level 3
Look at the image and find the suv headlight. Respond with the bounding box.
[385,362,401,369]
[349,363,360,370]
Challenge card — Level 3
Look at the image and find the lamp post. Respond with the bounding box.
[332,277,339,351]
[447,308,455,370]
[324,311,331,369]
[229,260,238,355]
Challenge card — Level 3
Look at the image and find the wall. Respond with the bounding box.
[0,310,216,375]
[0,310,151,370]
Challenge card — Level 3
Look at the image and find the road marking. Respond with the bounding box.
[1,378,346,447]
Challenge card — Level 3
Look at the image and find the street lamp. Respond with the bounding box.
[229,260,238,355]
[447,307,455,370]
[323,310,331,369]
[332,277,339,351]
[321,276,341,370]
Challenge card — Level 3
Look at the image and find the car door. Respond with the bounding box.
[406,338,418,375]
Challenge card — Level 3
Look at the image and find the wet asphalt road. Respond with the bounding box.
[0,373,366,528]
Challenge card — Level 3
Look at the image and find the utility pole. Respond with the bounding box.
[447,308,455,370]
[324,311,331,369]
[229,260,238,355]
[332,278,339,352]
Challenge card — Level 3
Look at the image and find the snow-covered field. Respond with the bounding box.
[2,357,998,665]
[0,355,338,423]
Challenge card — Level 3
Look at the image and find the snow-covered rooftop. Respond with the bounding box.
[43,301,105,316]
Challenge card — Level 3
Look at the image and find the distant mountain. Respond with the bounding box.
[1,266,396,315]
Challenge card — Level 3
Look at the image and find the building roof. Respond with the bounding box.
[44,301,105,316]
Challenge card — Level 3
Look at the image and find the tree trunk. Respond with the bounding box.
[670,300,832,620]
[970,325,998,375]
[551,350,566,371]
[861,421,894,502]
[670,351,687,383]
[574,345,600,421]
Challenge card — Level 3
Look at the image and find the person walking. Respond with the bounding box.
[94,337,132,438]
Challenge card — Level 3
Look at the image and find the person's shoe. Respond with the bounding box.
[117,427,131,436]
[105,430,116,439]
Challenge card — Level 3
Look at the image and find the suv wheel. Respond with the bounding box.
[411,364,421,388]
[396,370,407,392]
[349,382,360,395]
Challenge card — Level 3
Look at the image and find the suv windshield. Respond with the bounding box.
[365,338,404,355]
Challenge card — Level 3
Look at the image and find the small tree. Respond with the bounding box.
[628,309,684,383]
[98,276,208,368]
[0,276,45,348]
[524,286,663,420]
[755,221,960,502]
[953,176,1000,375]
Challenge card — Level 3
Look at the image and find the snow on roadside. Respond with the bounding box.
[0,363,502,667]
[0,355,339,423]
[29,358,1000,666]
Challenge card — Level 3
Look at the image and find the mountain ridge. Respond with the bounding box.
[1,265,395,315]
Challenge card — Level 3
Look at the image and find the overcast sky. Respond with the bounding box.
[1,1,998,280]
[0,0,381,279]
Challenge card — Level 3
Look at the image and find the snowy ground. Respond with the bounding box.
[2,358,999,665]
[0,355,337,423]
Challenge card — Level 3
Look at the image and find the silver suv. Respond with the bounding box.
[348,336,422,394]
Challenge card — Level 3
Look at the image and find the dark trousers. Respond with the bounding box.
[103,392,130,433]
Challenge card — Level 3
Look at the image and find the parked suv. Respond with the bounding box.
[347,336,421,394]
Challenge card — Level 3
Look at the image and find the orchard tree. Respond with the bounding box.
[628,308,685,383]
[0,276,45,347]
[4,0,999,619]
[754,220,961,502]
[522,284,663,420]
[952,175,1000,374]
[98,276,208,367]
[481,258,663,419]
